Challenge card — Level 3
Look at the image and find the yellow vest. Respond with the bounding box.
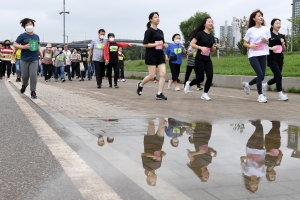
[14,49,22,60]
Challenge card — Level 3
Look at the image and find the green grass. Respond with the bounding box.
[124,52,300,77]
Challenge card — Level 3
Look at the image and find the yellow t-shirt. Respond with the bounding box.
[14,49,21,60]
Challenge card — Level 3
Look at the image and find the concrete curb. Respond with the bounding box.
[124,72,300,90]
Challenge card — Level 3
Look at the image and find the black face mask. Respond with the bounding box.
[5,43,10,46]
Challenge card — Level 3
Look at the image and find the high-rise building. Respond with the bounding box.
[220,18,240,48]
[293,0,300,18]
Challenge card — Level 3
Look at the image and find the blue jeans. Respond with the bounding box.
[15,59,21,75]
[65,65,71,80]
[39,64,43,75]
[81,62,90,79]
[54,66,65,80]
[87,64,92,79]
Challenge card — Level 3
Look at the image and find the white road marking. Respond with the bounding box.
[6,82,121,200]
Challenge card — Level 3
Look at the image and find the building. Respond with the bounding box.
[220,17,240,48]
[293,0,300,18]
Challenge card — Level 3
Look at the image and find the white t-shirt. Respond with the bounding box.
[63,50,71,65]
[244,26,271,58]
[241,147,266,177]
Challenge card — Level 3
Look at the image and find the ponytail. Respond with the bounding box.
[146,21,151,28]
[270,27,273,32]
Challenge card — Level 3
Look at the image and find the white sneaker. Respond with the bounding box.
[262,84,267,96]
[121,79,126,82]
[167,80,172,89]
[242,82,250,95]
[184,81,191,94]
[175,86,180,91]
[7,78,11,82]
[257,95,267,103]
[117,79,120,82]
[279,94,289,101]
[201,93,211,101]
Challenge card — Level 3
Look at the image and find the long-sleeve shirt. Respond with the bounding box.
[104,42,130,64]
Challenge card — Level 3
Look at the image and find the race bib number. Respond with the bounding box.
[82,57,87,61]
[253,42,264,51]
[118,56,124,61]
[174,48,182,54]
[173,127,181,134]
[4,55,12,59]
[45,53,52,58]
[66,54,70,58]
[110,46,118,52]
[96,43,104,49]
[57,55,64,61]
[29,40,39,52]
[201,47,211,56]
[274,45,283,54]
[193,51,197,58]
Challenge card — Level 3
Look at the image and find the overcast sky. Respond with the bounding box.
[1,0,293,44]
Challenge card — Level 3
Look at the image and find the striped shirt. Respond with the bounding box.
[187,46,197,66]
[1,47,13,61]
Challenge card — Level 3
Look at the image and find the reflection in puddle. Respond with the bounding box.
[94,118,300,194]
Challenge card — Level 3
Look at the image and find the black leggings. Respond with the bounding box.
[43,63,53,80]
[267,62,283,92]
[1,61,12,78]
[119,67,124,79]
[169,61,180,82]
[71,62,80,78]
[246,122,264,150]
[184,65,200,88]
[248,56,266,95]
[190,59,213,93]
[106,63,119,85]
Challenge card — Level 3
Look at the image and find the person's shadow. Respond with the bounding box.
[186,122,217,182]
[265,121,283,182]
[141,118,167,186]
[240,120,266,193]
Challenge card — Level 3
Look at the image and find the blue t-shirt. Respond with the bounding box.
[165,43,184,64]
[15,33,40,61]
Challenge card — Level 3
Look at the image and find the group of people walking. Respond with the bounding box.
[0,9,290,103]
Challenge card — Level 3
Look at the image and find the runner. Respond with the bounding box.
[13,47,22,82]
[13,18,43,99]
[88,29,107,88]
[262,18,288,101]
[63,44,72,81]
[184,16,220,100]
[53,45,66,82]
[118,47,126,82]
[136,12,168,100]
[1,40,13,82]
[104,33,132,88]
[42,43,54,82]
[184,42,202,90]
[80,49,89,81]
[165,33,186,91]
[242,10,271,103]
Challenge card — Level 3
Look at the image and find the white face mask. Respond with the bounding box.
[25,25,34,33]
[109,38,115,42]
[175,39,181,44]
[99,35,104,39]
[58,48,62,51]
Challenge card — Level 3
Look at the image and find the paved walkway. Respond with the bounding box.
[1,76,300,200]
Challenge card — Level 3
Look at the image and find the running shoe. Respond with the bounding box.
[257,95,267,103]
[154,80,157,83]
[109,85,112,88]
[279,94,289,101]
[55,79,58,82]
[7,78,11,82]
[184,81,191,94]
[136,82,143,96]
[121,79,126,82]
[242,82,250,95]
[20,85,27,94]
[175,86,180,91]
[31,91,37,99]
[156,93,167,100]
[62,79,66,82]
[118,79,120,82]
[45,79,48,82]
[201,93,211,101]
[114,84,119,88]
[197,86,203,90]
[97,85,101,88]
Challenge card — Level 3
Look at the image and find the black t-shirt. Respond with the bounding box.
[195,31,215,60]
[143,27,165,64]
[267,32,285,65]
[108,42,119,64]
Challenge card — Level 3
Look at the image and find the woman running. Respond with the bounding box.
[242,10,271,103]
[262,18,288,101]
[165,33,186,91]
[184,16,220,100]
[1,40,13,82]
[136,12,168,100]
[13,18,43,99]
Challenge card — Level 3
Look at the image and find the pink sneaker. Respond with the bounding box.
[154,80,157,83]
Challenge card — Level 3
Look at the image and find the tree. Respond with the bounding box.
[220,35,230,56]
[179,12,214,46]
[236,16,248,55]
[287,17,300,51]
[122,45,145,60]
